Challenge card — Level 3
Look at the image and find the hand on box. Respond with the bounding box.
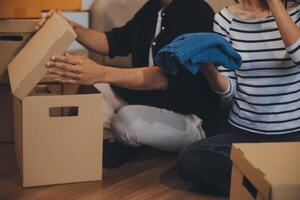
[35,10,78,31]
[46,53,105,85]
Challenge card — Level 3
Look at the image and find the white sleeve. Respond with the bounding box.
[213,9,237,101]
[286,5,300,65]
[287,39,300,65]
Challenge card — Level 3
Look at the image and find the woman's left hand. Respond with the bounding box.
[46,53,105,85]
[266,0,284,5]
[264,0,300,47]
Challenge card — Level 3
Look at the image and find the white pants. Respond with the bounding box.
[94,83,128,129]
[94,83,206,152]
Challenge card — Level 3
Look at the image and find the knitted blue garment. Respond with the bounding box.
[154,33,242,75]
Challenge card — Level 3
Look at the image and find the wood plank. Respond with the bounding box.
[0,143,227,200]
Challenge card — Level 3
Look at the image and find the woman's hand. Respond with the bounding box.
[201,64,230,94]
[46,53,105,85]
[35,10,79,31]
[266,0,285,7]
[265,0,300,47]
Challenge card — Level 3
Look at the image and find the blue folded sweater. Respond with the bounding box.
[154,33,242,75]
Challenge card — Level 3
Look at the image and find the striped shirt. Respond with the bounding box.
[214,5,300,134]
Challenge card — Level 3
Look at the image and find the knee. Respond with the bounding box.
[177,140,232,196]
[177,148,193,181]
[177,141,209,181]
[177,140,224,181]
[113,105,139,123]
[111,106,140,147]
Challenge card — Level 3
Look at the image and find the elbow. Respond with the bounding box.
[142,68,169,91]
[143,76,168,90]
[154,77,169,90]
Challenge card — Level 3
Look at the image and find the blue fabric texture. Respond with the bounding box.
[154,33,242,75]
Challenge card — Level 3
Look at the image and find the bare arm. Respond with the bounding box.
[99,66,168,90]
[202,64,229,93]
[267,0,300,47]
[36,11,109,54]
[47,54,168,90]
[73,24,109,55]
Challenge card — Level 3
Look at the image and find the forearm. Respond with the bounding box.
[268,0,300,47]
[97,66,169,90]
[73,24,109,54]
[202,64,229,93]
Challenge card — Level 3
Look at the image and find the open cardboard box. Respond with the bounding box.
[0,19,39,142]
[8,13,103,187]
[0,19,39,83]
[230,142,300,200]
[0,0,41,19]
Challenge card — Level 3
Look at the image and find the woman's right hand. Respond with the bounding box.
[201,64,230,94]
[35,10,79,31]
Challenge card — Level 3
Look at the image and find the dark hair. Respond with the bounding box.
[234,0,271,10]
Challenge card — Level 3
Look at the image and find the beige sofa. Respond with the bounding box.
[89,0,235,67]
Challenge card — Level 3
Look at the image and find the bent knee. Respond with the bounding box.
[177,141,214,181]
[177,149,194,181]
[111,106,141,147]
[114,105,143,124]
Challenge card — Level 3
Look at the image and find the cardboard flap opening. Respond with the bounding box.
[0,35,24,41]
[49,106,78,117]
[7,13,76,100]
[243,176,258,199]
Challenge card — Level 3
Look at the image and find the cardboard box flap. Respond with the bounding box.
[231,143,300,200]
[8,13,76,100]
[231,144,271,200]
[0,19,39,33]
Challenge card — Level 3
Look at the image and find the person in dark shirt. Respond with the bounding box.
[39,0,221,167]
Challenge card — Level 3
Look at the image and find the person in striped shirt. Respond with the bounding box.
[177,0,300,196]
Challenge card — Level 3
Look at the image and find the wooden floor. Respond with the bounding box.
[0,143,227,200]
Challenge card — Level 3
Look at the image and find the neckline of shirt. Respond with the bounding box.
[223,4,299,23]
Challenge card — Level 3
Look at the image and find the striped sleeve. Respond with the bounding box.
[287,5,300,65]
[213,9,236,101]
[213,9,231,42]
[287,38,300,65]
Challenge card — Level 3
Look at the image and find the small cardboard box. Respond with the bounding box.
[0,0,41,19]
[8,13,103,187]
[230,142,300,200]
[0,19,39,83]
[41,0,82,11]
[0,84,13,142]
